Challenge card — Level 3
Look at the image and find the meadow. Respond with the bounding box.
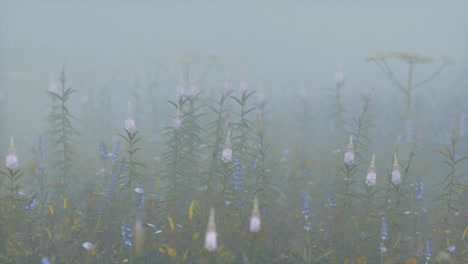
[0,51,467,264]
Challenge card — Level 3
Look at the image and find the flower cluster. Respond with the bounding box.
[221,131,232,163]
[391,152,401,185]
[6,138,18,170]
[365,154,376,186]
[125,102,136,133]
[344,135,354,166]
[121,222,133,248]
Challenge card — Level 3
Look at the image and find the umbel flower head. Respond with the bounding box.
[344,135,354,166]
[391,152,402,185]
[366,154,376,186]
[125,101,136,133]
[249,196,261,233]
[221,130,232,163]
[6,137,18,170]
[205,207,217,252]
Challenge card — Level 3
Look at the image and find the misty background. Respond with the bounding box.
[0,1,467,159]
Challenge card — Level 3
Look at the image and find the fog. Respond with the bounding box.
[0,2,468,262]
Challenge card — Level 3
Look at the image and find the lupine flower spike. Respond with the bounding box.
[391,152,402,185]
[205,207,217,252]
[173,106,182,131]
[221,69,230,95]
[344,135,354,166]
[221,130,232,163]
[249,196,261,233]
[125,102,135,133]
[365,154,376,186]
[6,137,18,170]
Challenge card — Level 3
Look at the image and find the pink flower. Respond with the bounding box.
[173,109,182,130]
[125,102,135,132]
[344,135,354,166]
[391,153,401,185]
[6,138,18,170]
[221,131,232,163]
[204,208,217,252]
[249,197,261,233]
[366,154,376,186]
[177,79,185,99]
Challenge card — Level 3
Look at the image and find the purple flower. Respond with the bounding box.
[177,78,184,99]
[249,197,261,233]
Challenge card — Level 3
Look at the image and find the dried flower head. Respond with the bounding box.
[6,137,18,170]
[344,135,354,166]
[365,154,376,186]
[205,207,217,252]
[391,152,402,185]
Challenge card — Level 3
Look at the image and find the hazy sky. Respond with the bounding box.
[0,1,467,152]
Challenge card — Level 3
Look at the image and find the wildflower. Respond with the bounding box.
[301,192,310,219]
[121,222,133,247]
[365,154,377,186]
[380,242,387,253]
[328,193,337,208]
[42,257,51,264]
[249,196,261,233]
[135,188,144,211]
[221,131,232,163]
[6,137,18,170]
[233,159,244,190]
[82,242,94,250]
[239,71,247,95]
[335,63,344,85]
[177,78,184,99]
[425,239,432,261]
[48,72,57,93]
[221,75,230,95]
[38,134,47,158]
[111,141,120,166]
[447,245,455,252]
[98,141,108,161]
[24,193,39,212]
[380,212,388,240]
[205,207,217,252]
[173,108,182,131]
[125,102,136,133]
[415,176,423,200]
[391,152,402,185]
[344,135,354,166]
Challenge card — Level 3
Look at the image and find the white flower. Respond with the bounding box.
[249,197,261,233]
[204,208,217,252]
[366,154,376,186]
